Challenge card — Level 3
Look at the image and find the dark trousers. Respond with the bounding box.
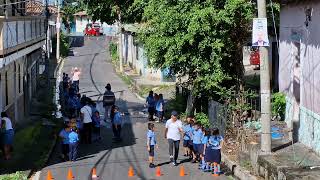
[114,124,122,139]
[73,80,79,92]
[83,122,92,144]
[168,139,180,161]
[61,144,69,161]
[69,142,78,161]
[112,124,117,137]
[148,107,155,121]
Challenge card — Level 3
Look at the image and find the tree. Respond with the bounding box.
[139,0,254,115]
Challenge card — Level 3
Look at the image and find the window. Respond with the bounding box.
[5,72,8,106]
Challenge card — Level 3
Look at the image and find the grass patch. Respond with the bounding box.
[138,85,153,97]
[0,121,61,174]
[119,73,134,86]
[0,172,28,180]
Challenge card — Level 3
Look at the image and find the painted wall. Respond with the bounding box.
[279,2,320,154]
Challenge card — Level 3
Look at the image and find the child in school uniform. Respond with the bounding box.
[205,128,224,176]
[68,127,79,162]
[191,122,204,163]
[199,128,210,171]
[147,123,158,168]
[113,106,123,142]
[59,124,71,161]
[183,116,194,158]
[92,110,102,141]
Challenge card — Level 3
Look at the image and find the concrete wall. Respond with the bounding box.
[279,2,320,154]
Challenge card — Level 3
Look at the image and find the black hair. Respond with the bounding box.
[148,123,155,130]
[64,123,70,129]
[106,83,112,91]
[148,91,153,96]
[188,119,194,125]
[194,122,201,127]
[1,112,8,118]
[204,128,211,136]
[212,128,220,136]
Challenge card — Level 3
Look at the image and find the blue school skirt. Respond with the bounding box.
[4,129,14,145]
[205,148,221,164]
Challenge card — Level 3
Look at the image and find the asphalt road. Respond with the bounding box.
[40,36,231,180]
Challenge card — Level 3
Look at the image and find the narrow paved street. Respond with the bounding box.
[40,36,230,180]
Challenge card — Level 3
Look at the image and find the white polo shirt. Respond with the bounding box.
[165,119,183,141]
[80,105,92,123]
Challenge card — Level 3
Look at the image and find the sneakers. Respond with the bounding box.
[149,163,156,168]
[172,161,178,166]
[170,157,174,163]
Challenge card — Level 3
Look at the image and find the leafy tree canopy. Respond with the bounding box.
[139,0,254,98]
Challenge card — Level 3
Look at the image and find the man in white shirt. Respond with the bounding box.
[80,100,92,144]
[71,67,81,92]
[165,111,183,166]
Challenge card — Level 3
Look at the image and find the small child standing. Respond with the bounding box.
[92,110,102,141]
[191,122,204,163]
[59,124,70,161]
[147,123,158,168]
[199,128,210,171]
[205,128,224,176]
[113,106,122,142]
[183,116,194,158]
[68,128,79,162]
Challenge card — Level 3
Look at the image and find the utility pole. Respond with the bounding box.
[258,0,271,154]
[117,7,123,72]
[56,0,61,61]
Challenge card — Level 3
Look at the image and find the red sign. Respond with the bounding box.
[250,51,260,65]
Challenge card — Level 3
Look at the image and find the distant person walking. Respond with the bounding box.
[80,100,93,144]
[71,67,81,92]
[113,106,123,142]
[1,112,14,160]
[103,83,115,121]
[156,94,164,123]
[146,91,156,121]
[165,111,183,166]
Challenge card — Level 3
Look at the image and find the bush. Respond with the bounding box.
[164,93,187,119]
[60,33,70,57]
[194,112,210,128]
[109,42,119,63]
[271,92,286,120]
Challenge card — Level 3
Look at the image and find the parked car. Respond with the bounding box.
[84,23,100,36]
[93,23,103,35]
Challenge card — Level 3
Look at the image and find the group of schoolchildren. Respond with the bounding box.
[183,116,223,174]
[146,91,165,123]
[146,115,223,175]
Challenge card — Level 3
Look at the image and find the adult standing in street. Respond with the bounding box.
[80,100,93,144]
[103,83,115,121]
[1,112,14,160]
[165,111,183,166]
[71,67,81,92]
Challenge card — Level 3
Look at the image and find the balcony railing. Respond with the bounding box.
[0,16,46,56]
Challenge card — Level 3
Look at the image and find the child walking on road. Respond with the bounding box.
[68,128,79,162]
[183,116,194,158]
[205,128,224,176]
[147,123,158,168]
[113,106,123,142]
[59,124,71,161]
[191,122,204,163]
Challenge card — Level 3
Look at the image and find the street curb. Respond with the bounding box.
[222,153,258,180]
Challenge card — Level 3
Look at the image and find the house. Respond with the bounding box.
[0,0,57,124]
[279,0,320,154]
[121,24,175,83]
[73,11,116,35]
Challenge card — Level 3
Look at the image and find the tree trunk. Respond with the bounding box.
[186,91,195,116]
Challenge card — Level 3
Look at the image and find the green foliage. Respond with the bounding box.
[195,112,210,128]
[109,42,119,63]
[165,94,187,119]
[139,0,254,100]
[87,0,138,24]
[0,172,28,180]
[272,92,286,119]
[60,33,70,57]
